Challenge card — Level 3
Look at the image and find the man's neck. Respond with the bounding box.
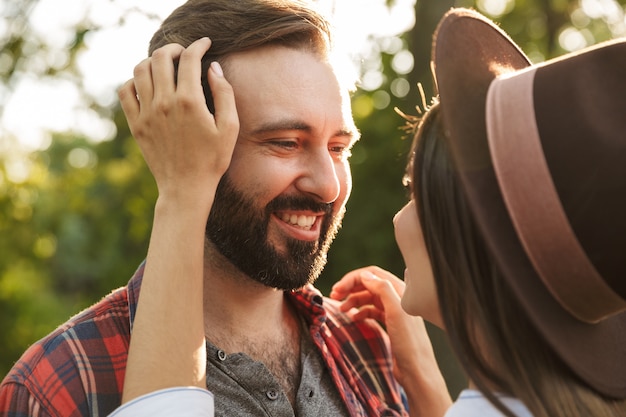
[202,250,303,403]
[201,247,300,351]
[203,271,290,344]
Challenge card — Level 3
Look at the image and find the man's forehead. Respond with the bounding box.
[223,45,357,136]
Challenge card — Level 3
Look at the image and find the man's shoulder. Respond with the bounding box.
[1,285,132,408]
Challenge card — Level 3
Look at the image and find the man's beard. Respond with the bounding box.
[205,175,344,290]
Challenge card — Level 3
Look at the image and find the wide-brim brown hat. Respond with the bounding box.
[432,8,626,398]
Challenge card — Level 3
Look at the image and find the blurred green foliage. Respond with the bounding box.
[1,0,625,398]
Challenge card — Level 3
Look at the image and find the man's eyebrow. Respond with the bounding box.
[251,119,360,143]
[251,120,312,136]
[341,127,361,144]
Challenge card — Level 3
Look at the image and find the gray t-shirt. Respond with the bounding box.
[205,328,349,417]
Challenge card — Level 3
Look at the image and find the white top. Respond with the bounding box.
[445,389,533,417]
[108,387,214,417]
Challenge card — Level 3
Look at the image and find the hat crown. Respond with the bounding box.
[486,43,626,323]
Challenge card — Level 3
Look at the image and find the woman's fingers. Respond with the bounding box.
[331,266,408,328]
[338,289,379,312]
[151,43,186,100]
[118,79,139,122]
[128,39,209,119]
[132,57,154,106]
[349,305,385,323]
[330,268,367,300]
[361,272,402,305]
[331,266,405,302]
[209,62,239,134]
[176,37,212,101]
[207,61,239,172]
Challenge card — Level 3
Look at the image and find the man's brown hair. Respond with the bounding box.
[149,0,333,112]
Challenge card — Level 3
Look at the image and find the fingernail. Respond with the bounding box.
[211,61,223,77]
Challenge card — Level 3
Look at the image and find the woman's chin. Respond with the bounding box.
[400,292,422,317]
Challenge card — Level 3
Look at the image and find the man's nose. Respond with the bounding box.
[295,150,341,204]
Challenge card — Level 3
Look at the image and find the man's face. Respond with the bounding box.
[205,45,358,290]
[206,174,345,290]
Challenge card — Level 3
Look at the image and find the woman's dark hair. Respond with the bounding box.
[407,101,626,417]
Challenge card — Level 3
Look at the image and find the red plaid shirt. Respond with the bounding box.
[0,261,408,416]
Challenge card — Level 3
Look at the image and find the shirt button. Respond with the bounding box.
[266,389,279,401]
[217,350,227,361]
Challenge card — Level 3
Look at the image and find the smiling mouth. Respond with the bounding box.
[279,213,317,230]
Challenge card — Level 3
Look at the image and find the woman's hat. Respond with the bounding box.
[432,8,626,397]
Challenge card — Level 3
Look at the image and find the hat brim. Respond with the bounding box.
[433,8,626,397]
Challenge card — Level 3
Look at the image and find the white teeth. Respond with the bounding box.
[281,213,316,230]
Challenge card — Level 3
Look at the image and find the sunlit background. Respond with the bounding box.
[1,0,415,154]
[4,0,625,158]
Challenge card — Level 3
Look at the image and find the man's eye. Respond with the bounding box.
[330,145,351,158]
[270,140,298,149]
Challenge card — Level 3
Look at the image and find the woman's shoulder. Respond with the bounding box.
[108,387,214,417]
[445,389,533,417]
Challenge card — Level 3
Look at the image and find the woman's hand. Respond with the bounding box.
[118,38,237,403]
[330,266,451,417]
[118,37,239,213]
